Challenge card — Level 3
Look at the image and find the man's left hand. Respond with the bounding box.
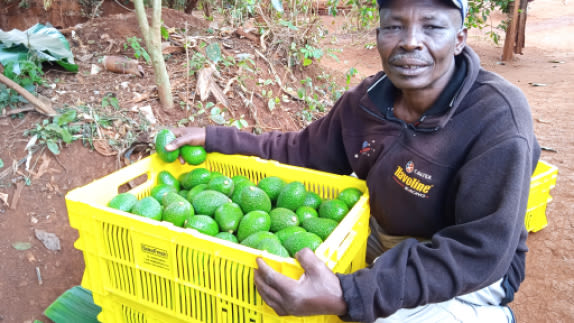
[254,248,348,317]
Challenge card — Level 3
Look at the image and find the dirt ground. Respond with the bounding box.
[0,0,573,322]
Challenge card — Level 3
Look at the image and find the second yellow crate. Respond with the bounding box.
[525,160,558,232]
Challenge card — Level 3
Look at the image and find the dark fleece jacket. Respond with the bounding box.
[205,46,540,322]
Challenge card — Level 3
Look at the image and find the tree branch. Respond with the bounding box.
[0,73,56,116]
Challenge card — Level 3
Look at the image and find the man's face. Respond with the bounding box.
[376,0,467,91]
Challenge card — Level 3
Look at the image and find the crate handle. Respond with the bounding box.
[66,157,153,203]
[324,229,357,262]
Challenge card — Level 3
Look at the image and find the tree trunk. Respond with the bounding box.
[133,0,174,109]
[502,0,521,61]
[515,0,529,54]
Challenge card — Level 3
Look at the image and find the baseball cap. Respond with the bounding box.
[377,0,468,22]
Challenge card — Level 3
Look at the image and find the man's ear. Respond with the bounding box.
[454,28,468,55]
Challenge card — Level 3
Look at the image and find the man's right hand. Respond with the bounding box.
[165,127,206,151]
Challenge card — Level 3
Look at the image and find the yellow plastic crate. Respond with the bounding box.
[525,160,558,232]
[66,153,370,323]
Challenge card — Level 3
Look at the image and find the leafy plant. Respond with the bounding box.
[188,52,207,76]
[345,67,358,87]
[298,44,324,67]
[101,93,120,110]
[327,0,379,31]
[466,0,513,44]
[124,36,151,64]
[0,60,44,113]
[24,109,81,155]
[0,83,23,111]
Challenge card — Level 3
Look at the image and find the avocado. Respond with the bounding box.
[108,192,138,212]
[275,226,306,244]
[238,186,272,214]
[150,184,178,204]
[276,181,307,211]
[269,207,300,232]
[257,238,290,258]
[131,196,162,221]
[155,129,179,162]
[191,190,232,216]
[302,217,339,241]
[237,210,271,242]
[157,170,180,190]
[215,231,239,243]
[184,215,219,236]
[162,191,189,207]
[163,200,194,227]
[319,199,349,222]
[282,232,323,257]
[240,231,279,249]
[214,202,244,233]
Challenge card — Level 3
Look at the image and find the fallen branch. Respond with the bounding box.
[0,73,57,116]
[254,48,282,87]
[1,106,36,117]
[235,27,259,44]
[10,181,24,210]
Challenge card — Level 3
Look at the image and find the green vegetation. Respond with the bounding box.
[0,60,44,112]
[125,36,152,64]
[24,109,81,155]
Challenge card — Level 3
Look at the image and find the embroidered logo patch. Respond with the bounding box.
[392,160,434,199]
[354,140,376,159]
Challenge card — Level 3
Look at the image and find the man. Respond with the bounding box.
[166,0,540,321]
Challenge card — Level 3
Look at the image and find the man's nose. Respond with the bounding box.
[400,27,423,51]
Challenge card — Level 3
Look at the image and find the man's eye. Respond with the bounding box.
[424,25,443,30]
[382,25,401,30]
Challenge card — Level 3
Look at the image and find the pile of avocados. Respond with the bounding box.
[107,129,363,258]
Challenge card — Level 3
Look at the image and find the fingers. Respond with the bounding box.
[254,258,294,316]
[164,127,206,151]
[254,269,288,315]
[165,136,191,151]
[295,248,326,278]
[255,257,296,292]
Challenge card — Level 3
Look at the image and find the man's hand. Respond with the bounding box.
[254,248,348,317]
[165,127,206,164]
[165,127,206,151]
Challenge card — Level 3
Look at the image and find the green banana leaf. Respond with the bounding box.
[0,23,78,73]
[44,285,101,323]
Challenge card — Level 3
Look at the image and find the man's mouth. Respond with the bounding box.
[392,63,430,75]
[397,64,425,69]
